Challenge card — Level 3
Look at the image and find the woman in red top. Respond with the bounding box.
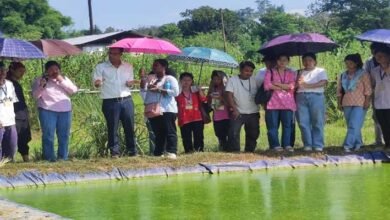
[176,72,207,153]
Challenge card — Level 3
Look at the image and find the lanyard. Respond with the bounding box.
[277,69,287,84]
[380,69,387,81]
[182,91,192,101]
[239,78,251,93]
[0,84,7,97]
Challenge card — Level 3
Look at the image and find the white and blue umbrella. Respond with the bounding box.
[168,47,238,83]
[0,38,45,59]
[356,29,390,44]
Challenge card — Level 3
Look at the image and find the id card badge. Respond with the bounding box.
[4,99,13,107]
[185,104,193,110]
[377,83,385,92]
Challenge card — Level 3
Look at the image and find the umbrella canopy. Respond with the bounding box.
[109,37,181,55]
[0,38,45,59]
[30,39,82,57]
[167,47,239,68]
[258,33,338,56]
[355,29,390,44]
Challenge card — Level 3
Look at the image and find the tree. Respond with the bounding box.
[157,23,183,40]
[309,0,390,31]
[177,6,242,41]
[0,0,72,39]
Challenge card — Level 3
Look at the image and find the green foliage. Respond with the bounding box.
[310,0,390,32]
[157,23,183,40]
[0,0,71,39]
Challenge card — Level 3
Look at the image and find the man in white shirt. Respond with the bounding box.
[93,48,137,157]
[225,61,260,152]
[0,62,18,161]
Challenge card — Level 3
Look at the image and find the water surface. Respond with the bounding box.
[1,165,390,220]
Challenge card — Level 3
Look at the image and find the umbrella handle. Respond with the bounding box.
[198,62,204,85]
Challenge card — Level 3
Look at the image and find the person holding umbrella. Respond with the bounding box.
[7,62,31,162]
[296,53,328,152]
[370,46,390,150]
[264,54,297,152]
[0,61,18,161]
[364,43,385,146]
[337,54,372,152]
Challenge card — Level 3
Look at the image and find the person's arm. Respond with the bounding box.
[58,76,78,95]
[92,64,103,88]
[264,70,281,91]
[362,73,372,109]
[336,74,343,111]
[299,69,328,89]
[225,91,239,119]
[31,77,45,100]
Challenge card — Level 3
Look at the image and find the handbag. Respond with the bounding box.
[255,69,274,105]
[144,94,162,118]
[197,92,212,124]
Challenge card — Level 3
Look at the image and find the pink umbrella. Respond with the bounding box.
[109,37,181,55]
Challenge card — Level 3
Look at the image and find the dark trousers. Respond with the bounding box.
[228,113,260,152]
[180,121,204,153]
[375,109,390,148]
[102,97,136,156]
[149,112,178,156]
[15,118,31,156]
[0,125,17,160]
[213,119,230,151]
[145,119,156,155]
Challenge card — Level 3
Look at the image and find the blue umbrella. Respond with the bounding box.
[0,38,45,59]
[356,29,390,44]
[168,47,238,83]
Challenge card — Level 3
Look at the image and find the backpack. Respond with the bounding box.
[255,69,273,105]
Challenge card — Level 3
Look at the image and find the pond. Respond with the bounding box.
[1,165,390,220]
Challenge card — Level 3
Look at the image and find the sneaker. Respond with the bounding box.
[344,147,351,153]
[165,153,177,159]
[354,146,361,152]
[273,146,283,152]
[303,147,312,152]
[314,148,323,152]
[285,146,294,152]
[111,155,120,159]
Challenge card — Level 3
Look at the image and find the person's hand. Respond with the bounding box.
[298,78,306,89]
[94,79,103,88]
[139,68,146,79]
[363,100,370,109]
[126,80,134,87]
[39,77,47,88]
[56,74,64,83]
[231,108,240,120]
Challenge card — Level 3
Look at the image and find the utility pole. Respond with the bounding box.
[88,0,94,35]
[220,9,227,52]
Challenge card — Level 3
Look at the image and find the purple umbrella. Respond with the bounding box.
[355,29,390,44]
[258,33,338,56]
[0,38,45,59]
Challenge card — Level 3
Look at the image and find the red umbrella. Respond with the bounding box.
[30,39,82,57]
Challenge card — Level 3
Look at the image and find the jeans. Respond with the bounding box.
[343,106,367,149]
[265,110,293,149]
[296,93,326,149]
[38,108,71,161]
[213,119,230,151]
[228,113,260,152]
[15,118,31,156]
[102,97,136,156]
[180,120,204,153]
[0,125,17,160]
[375,109,390,147]
[149,112,178,156]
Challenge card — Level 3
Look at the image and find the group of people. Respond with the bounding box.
[0,43,389,162]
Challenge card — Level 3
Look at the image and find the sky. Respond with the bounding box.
[48,0,316,31]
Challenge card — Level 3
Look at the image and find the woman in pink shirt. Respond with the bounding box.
[264,54,297,152]
[32,61,78,161]
[207,70,230,151]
